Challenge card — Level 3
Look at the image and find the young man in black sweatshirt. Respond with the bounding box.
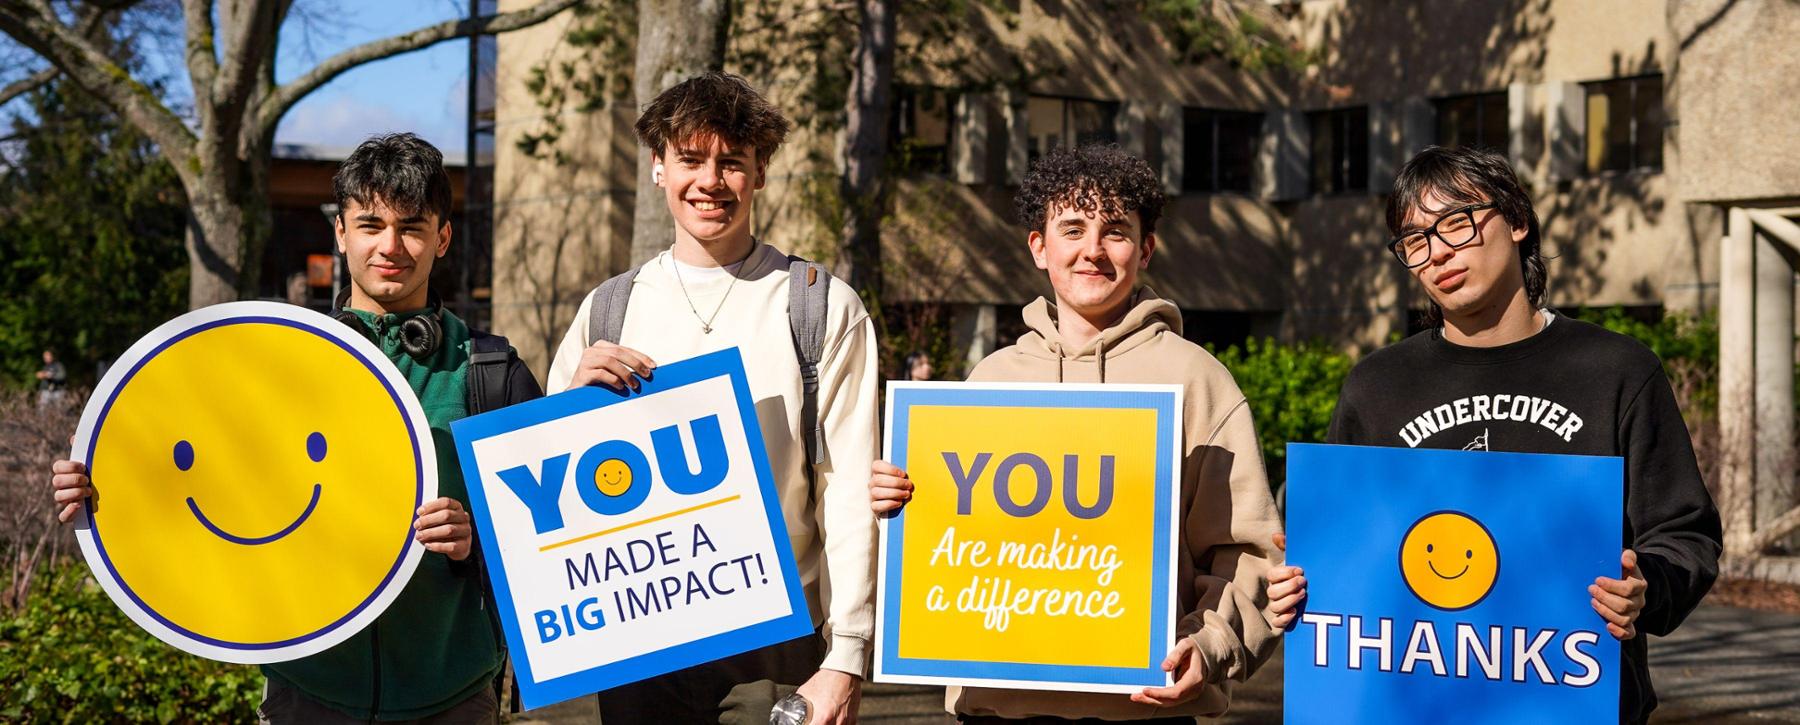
[1265,145,1721,724]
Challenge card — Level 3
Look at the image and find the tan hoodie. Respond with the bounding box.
[946,288,1283,719]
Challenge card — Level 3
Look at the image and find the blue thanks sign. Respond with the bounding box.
[1284,443,1621,724]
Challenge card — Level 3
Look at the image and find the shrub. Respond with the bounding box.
[0,562,262,723]
[1210,337,1353,487]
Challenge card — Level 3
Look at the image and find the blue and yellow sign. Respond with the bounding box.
[73,302,436,664]
[1284,443,1622,724]
[874,382,1183,692]
[452,348,811,710]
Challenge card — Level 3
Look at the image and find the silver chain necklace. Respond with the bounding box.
[668,245,749,334]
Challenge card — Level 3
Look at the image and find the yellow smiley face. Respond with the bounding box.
[73,302,435,663]
[594,458,634,497]
[1399,511,1499,611]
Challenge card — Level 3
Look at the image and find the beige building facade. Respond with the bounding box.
[486,0,1798,381]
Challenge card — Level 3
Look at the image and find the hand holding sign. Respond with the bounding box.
[869,459,913,515]
[414,497,474,561]
[1589,549,1648,640]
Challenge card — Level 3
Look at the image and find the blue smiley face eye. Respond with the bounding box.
[174,440,194,471]
[307,432,327,463]
[1466,549,1473,559]
[1425,544,1433,553]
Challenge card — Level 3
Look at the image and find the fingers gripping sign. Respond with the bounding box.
[1130,636,1207,707]
[1265,532,1307,631]
[415,497,475,561]
[869,459,913,516]
[566,340,657,392]
[1589,549,1648,640]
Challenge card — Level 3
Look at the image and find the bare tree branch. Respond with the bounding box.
[0,1,196,165]
[0,64,55,107]
[212,0,273,114]
[256,0,579,136]
[180,0,218,111]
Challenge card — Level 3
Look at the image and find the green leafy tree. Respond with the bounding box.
[1211,337,1354,488]
[0,78,188,388]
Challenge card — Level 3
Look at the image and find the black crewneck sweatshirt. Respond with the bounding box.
[1327,313,1722,725]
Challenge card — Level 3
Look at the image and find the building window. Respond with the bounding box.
[1182,109,1263,193]
[1584,75,1663,173]
[892,87,955,175]
[1309,107,1369,194]
[1435,92,1508,153]
[1028,96,1118,165]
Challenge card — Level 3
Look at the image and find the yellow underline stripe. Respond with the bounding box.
[538,495,742,553]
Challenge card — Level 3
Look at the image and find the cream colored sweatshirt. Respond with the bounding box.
[947,288,1284,719]
[545,242,880,676]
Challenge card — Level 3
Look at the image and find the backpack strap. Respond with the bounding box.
[465,331,516,416]
[586,265,641,345]
[787,256,830,465]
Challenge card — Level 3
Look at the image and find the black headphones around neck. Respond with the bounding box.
[333,287,445,360]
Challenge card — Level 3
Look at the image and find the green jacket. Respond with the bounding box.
[263,307,502,720]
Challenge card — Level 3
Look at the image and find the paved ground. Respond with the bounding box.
[511,603,1800,724]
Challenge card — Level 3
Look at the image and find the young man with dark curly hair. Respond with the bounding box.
[869,144,1283,722]
[1263,145,1720,725]
[545,72,877,725]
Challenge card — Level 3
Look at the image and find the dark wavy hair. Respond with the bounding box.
[334,133,453,224]
[1015,144,1165,235]
[1387,146,1545,324]
[636,72,792,164]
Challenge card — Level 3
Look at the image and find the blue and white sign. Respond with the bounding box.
[451,348,811,709]
[1284,443,1622,724]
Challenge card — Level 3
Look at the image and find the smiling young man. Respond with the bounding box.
[544,72,878,725]
[50,133,543,723]
[1265,145,1720,724]
[869,145,1283,722]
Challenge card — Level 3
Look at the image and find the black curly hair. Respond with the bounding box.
[1014,145,1165,236]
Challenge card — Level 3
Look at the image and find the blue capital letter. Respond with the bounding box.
[653,415,730,495]
[497,454,570,534]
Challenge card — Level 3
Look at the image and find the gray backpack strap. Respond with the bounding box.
[586,265,641,345]
[787,256,830,464]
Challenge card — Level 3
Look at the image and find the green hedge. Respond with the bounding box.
[0,563,262,723]
[1210,337,1354,485]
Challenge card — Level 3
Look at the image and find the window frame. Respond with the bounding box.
[1182,107,1265,195]
[1432,90,1510,153]
[1026,94,1121,167]
[1307,106,1370,196]
[1581,74,1664,175]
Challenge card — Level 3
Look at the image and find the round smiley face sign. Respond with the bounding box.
[1398,510,1500,611]
[72,302,436,664]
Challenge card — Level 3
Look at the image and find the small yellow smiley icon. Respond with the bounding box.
[73,302,436,663]
[595,458,634,497]
[1399,511,1499,611]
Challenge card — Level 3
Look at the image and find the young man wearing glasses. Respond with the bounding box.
[1264,145,1720,724]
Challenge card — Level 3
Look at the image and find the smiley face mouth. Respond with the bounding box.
[1427,560,1470,580]
[187,483,321,545]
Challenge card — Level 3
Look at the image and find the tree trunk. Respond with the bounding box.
[628,0,732,267]
[184,189,247,309]
[838,0,895,305]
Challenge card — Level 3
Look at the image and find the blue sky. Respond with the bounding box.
[273,0,472,153]
[0,1,475,153]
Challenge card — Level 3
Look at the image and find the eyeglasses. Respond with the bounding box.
[1388,203,1497,268]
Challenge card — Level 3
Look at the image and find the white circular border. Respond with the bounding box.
[71,301,438,664]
